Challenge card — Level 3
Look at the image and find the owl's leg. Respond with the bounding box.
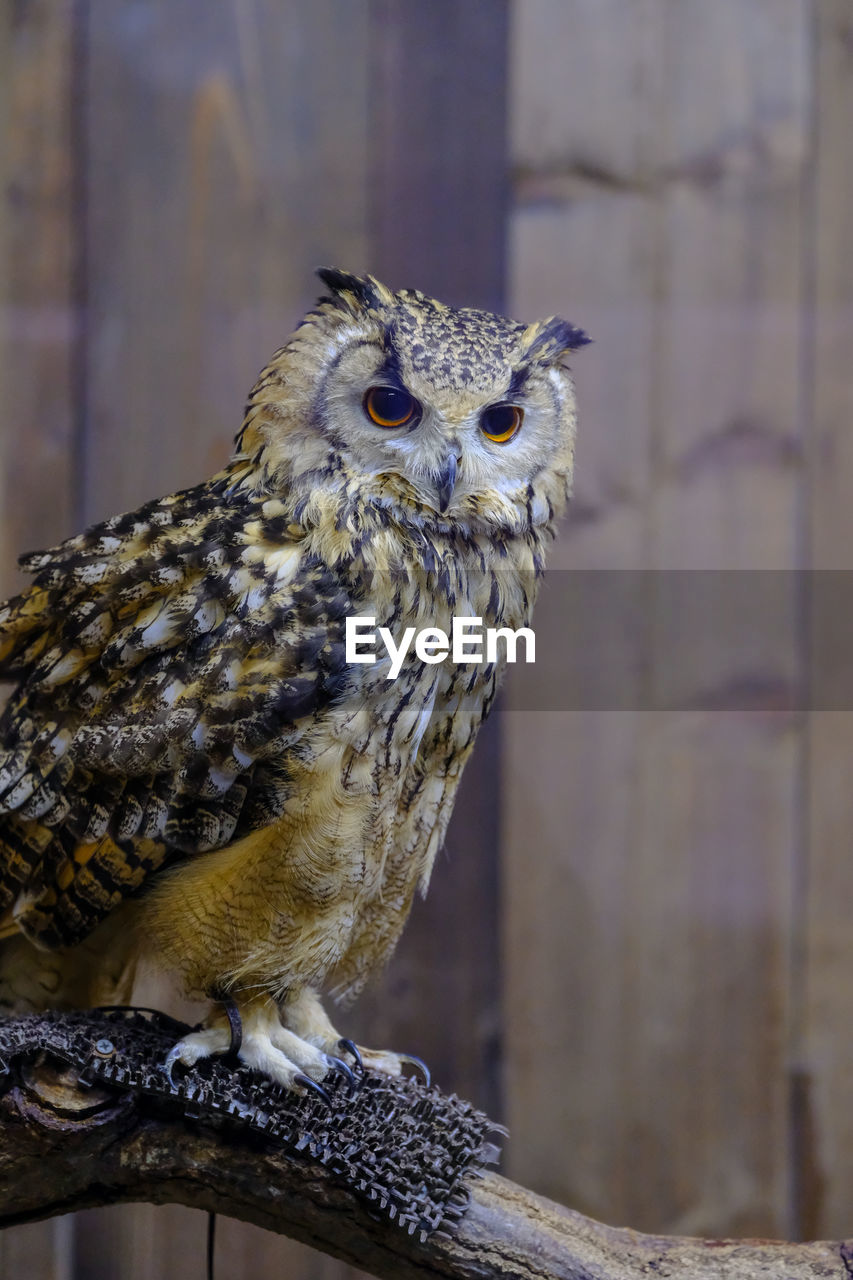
[281,988,431,1086]
[163,994,351,1096]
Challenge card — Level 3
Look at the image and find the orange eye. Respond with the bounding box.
[481,403,523,443]
[364,386,419,428]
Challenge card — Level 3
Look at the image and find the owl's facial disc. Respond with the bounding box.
[240,282,586,533]
[306,322,577,525]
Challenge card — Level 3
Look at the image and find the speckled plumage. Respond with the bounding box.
[0,269,587,1088]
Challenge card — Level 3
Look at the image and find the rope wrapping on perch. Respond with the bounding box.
[0,1008,500,1242]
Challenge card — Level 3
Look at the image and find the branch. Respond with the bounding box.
[1,1008,850,1280]
[1,1055,851,1280]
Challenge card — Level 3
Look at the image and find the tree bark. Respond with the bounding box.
[0,1056,850,1280]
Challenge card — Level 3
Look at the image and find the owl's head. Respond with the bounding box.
[237,269,589,537]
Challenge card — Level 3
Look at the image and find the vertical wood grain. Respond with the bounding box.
[505,0,810,1238]
[367,0,507,314]
[80,0,370,526]
[802,0,853,1241]
[0,1217,73,1280]
[0,0,77,593]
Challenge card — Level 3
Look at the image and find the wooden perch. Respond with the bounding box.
[1,1055,851,1280]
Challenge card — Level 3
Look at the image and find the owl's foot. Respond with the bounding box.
[281,989,431,1087]
[162,997,354,1098]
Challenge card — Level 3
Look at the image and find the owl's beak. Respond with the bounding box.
[435,453,459,513]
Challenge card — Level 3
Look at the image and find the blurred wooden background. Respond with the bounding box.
[1,0,852,1276]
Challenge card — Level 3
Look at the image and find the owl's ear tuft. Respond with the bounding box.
[521,316,591,365]
[316,268,394,315]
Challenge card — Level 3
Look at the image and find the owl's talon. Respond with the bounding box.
[324,1054,356,1093]
[337,1037,363,1074]
[294,1073,332,1106]
[220,995,242,1060]
[398,1052,431,1088]
[162,1045,186,1085]
[335,1040,431,1085]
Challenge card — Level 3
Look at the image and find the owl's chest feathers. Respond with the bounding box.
[302,506,543,825]
[146,513,543,996]
[326,504,543,628]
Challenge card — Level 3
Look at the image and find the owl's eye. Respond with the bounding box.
[481,403,524,444]
[363,386,419,428]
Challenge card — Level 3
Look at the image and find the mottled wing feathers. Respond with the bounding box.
[0,479,355,947]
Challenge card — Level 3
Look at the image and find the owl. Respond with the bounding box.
[0,269,587,1095]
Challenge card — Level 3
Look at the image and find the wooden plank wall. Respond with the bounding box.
[804,0,853,1242]
[505,0,853,1246]
[0,0,77,597]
